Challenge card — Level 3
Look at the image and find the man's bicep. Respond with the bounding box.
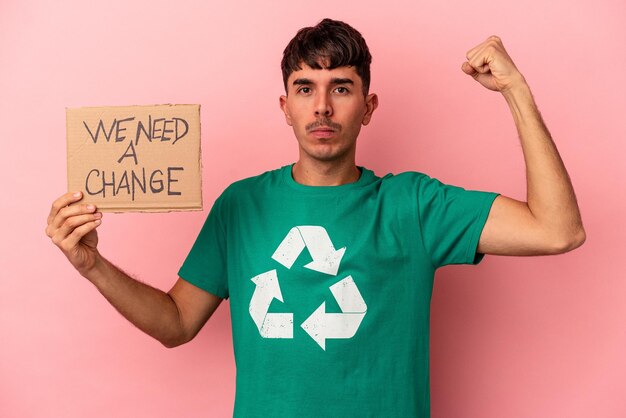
[168,277,224,343]
[477,195,558,256]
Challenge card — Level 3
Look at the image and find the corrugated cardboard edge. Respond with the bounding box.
[66,103,203,213]
[65,108,73,203]
[197,103,203,212]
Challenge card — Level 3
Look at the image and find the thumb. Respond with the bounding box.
[461,61,476,75]
[462,61,490,76]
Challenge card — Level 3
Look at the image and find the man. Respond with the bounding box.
[46,18,584,418]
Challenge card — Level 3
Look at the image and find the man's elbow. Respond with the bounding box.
[160,335,191,349]
[161,338,182,349]
[159,329,193,349]
[550,226,586,254]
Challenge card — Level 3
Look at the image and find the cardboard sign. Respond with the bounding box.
[66,104,202,212]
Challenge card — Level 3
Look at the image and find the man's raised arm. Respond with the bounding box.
[460,36,585,256]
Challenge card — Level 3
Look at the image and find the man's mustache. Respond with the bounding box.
[305,117,342,133]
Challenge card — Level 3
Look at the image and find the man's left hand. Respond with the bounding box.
[462,36,526,93]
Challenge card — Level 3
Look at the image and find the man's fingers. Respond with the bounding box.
[465,36,506,74]
[48,191,84,225]
[466,39,488,62]
[463,35,522,93]
[468,43,495,70]
[63,219,101,251]
[47,203,98,237]
[54,211,102,240]
[466,35,503,60]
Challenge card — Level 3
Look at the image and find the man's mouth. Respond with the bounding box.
[306,118,341,138]
[309,127,336,138]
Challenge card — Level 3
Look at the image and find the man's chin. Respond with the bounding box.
[302,149,350,163]
[297,140,355,164]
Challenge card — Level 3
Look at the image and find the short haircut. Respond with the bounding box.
[281,18,372,95]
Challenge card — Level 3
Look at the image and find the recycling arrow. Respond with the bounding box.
[301,276,367,350]
[271,226,346,276]
[249,269,293,338]
[249,226,367,348]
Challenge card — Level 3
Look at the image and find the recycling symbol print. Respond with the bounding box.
[248,226,367,350]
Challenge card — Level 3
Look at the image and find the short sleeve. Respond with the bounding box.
[417,174,499,269]
[178,194,230,299]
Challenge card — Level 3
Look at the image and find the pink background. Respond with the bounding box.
[1,0,625,417]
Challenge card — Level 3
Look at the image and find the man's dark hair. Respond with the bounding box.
[281,18,372,95]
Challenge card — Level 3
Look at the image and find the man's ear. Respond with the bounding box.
[279,95,292,126]
[362,93,379,126]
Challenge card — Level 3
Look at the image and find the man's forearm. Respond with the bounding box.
[83,254,186,348]
[502,82,585,247]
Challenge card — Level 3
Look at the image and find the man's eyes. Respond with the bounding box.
[296,86,349,94]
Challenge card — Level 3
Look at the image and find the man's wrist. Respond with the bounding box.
[501,76,531,101]
[501,78,538,126]
[79,252,107,285]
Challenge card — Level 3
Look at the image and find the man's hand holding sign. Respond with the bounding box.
[47,191,101,277]
[46,188,221,347]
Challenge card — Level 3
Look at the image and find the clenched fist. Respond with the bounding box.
[462,35,527,93]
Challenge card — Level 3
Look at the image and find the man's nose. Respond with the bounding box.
[314,93,333,117]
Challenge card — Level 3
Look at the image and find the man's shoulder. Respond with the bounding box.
[378,170,433,188]
[381,170,484,194]
[375,170,475,201]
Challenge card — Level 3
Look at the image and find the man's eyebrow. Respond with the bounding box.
[292,78,312,85]
[330,78,354,85]
[291,77,354,86]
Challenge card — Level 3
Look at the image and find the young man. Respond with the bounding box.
[46,18,584,418]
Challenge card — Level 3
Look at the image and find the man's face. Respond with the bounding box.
[280,64,378,164]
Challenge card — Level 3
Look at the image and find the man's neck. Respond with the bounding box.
[291,159,361,186]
